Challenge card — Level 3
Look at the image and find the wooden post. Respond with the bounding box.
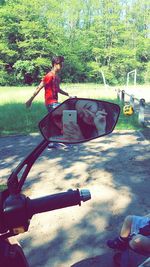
[121,90,125,104]
[130,95,135,108]
[117,89,120,100]
[138,98,145,125]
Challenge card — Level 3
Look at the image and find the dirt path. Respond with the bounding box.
[0,130,149,267]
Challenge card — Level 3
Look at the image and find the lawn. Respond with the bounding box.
[0,84,141,136]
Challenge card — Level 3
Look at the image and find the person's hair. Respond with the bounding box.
[52,56,64,67]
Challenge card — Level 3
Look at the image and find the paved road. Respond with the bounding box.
[0,130,149,267]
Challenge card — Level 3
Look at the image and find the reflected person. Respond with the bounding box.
[63,99,109,140]
[41,99,118,142]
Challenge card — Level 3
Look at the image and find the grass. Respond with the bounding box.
[0,184,7,192]
[116,103,142,130]
[0,84,142,136]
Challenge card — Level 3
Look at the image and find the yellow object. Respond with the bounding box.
[123,105,134,116]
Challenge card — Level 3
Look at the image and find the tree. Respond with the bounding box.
[0,0,149,85]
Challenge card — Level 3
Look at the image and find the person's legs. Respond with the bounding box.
[46,102,73,150]
[120,215,133,237]
[129,234,150,254]
[46,103,60,113]
[46,103,62,149]
[107,215,133,250]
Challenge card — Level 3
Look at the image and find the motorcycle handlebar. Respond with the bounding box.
[27,189,91,218]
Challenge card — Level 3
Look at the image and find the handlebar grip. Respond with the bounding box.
[28,189,86,218]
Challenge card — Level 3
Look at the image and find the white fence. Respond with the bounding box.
[100,69,147,126]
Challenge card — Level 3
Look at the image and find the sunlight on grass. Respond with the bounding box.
[0,86,44,104]
[0,84,116,104]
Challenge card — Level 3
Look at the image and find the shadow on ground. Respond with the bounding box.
[0,131,149,266]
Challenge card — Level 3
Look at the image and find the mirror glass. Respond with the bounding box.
[39,98,120,144]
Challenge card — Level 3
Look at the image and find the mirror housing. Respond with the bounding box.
[39,98,120,144]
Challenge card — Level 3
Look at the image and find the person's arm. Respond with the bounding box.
[94,110,107,135]
[83,109,107,135]
[63,122,84,141]
[25,81,45,108]
[58,88,69,97]
[59,88,77,98]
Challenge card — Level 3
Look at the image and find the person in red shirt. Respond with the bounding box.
[26,56,73,150]
[26,56,70,112]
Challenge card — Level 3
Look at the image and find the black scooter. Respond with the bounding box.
[0,98,120,266]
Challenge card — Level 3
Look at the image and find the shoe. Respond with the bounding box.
[55,143,67,149]
[48,143,72,150]
[47,142,56,149]
[56,143,72,150]
[107,237,128,250]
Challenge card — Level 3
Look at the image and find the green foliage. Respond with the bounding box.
[0,68,9,85]
[0,0,149,85]
[144,62,150,83]
[13,60,35,84]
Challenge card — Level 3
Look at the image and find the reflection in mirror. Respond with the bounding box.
[39,98,120,144]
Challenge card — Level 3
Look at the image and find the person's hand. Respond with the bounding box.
[63,122,84,141]
[25,99,32,108]
[83,108,107,135]
[93,110,107,135]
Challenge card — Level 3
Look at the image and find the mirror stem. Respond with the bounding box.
[7,139,49,194]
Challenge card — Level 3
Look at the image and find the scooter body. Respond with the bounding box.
[0,98,120,266]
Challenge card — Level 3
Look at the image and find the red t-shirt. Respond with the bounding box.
[43,71,60,105]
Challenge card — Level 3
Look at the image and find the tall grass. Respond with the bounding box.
[0,84,141,136]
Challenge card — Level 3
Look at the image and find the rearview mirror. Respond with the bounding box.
[39,98,120,144]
